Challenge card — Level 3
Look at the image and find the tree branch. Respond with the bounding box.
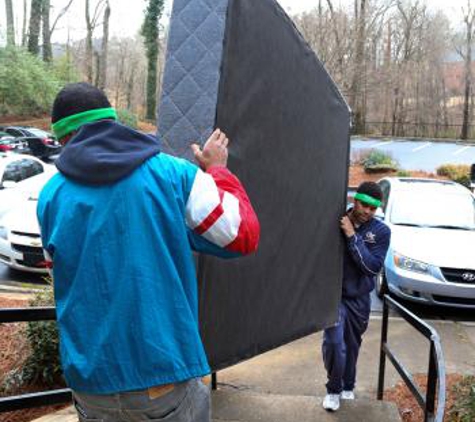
[51,0,75,34]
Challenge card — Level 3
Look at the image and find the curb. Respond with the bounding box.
[352,135,475,146]
[0,283,43,295]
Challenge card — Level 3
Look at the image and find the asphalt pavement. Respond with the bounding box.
[0,263,45,286]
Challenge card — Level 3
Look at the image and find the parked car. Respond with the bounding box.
[0,132,28,153]
[0,153,55,189]
[0,131,12,142]
[375,177,475,308]
[0,137,16,152]
[0,126,61,159]
[0,171,56,273]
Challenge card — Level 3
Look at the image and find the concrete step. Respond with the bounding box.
[212,390,402,422]
[31,391,401,422]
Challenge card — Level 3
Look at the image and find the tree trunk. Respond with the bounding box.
[65,30,72,81]
[126,63,136,110]
[461,17,473,140]
[85,0,94,84]
[441,75,449,131]
[5,0,15,46]
[42,0,52,62]
[98,0,111,90]
[326,0,344,78]
[28,0,43,56]
[382,20,392,135]
[22,0,28,46]
[115,55,125,107]
[349,0,367,134]
[94,51,101,87]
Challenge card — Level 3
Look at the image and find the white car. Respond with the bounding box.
[376,177,475,308]
[0,171,56,273]
[0,153,53,189]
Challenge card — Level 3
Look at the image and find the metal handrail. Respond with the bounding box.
[0,307,72,412]
[377,294,446,422]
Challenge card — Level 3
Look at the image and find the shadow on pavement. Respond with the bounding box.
[0,263,48,287]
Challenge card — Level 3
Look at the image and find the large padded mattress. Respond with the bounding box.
[158,0,351,370]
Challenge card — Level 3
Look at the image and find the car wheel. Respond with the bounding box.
[375,270,388,298]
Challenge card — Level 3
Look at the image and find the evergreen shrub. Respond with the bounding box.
[0,47,60,116]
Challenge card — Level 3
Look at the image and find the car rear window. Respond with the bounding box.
[27,128,51,137]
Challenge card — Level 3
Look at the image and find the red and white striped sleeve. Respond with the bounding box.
[41,248,54,277]
[185,166,260,255]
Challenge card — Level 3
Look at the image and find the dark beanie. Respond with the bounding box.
[357,181,383,201]
[51,82,112,124]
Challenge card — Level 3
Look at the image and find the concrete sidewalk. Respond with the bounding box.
[215,315,475,398]
[32,315,475,422]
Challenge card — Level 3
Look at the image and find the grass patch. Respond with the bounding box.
[448,375,475,422]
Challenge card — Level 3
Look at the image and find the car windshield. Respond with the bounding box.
[27,128,51,138]
[390,189,475,230]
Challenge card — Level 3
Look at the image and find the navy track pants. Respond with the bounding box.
[322,295,371,394]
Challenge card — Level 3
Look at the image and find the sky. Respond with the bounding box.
[0,0,472,44]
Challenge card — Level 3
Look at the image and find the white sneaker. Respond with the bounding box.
[341,390,355,400]
[322,394,340,411]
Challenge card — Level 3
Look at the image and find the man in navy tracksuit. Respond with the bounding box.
[322,182,390,411]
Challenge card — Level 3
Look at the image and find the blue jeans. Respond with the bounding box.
[322,295,371,394]
[72,378,210,421]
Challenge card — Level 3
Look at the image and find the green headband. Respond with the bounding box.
[52,107,117,139]
[354,193,382,208]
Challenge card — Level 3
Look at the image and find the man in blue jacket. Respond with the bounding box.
[37,83,260,422]
[322,181,390,412]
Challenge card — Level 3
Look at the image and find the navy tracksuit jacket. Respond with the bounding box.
[323,214,390,394]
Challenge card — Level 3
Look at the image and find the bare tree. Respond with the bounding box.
[294,3,353,88]
[126,61,137,110]
[325,0,352,80]
[28,0,75,61]
[22,0,28,46]
[5,0,15,46]
[98,0,111,90]
[349,0,367,133]
[292,0,460,139]
[387,1,426,135]
[85,0,106,84]
[50,0,75,34]
[458,0,475,140]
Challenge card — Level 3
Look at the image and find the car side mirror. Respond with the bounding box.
[375,207,385,220]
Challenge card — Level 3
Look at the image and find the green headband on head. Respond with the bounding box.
[354,192,382,208]
[52,107,118,139]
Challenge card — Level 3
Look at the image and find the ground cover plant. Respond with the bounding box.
[436,164,471,187]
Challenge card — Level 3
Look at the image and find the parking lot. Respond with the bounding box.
[352,138,475,172]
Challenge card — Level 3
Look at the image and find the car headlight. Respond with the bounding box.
[0,226,7,240]
[393,252,429,274]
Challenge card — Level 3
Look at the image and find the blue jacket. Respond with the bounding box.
[37,120,259,394]
[342,214,390,298]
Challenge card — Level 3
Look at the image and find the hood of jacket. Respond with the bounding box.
[55,120,161,185]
